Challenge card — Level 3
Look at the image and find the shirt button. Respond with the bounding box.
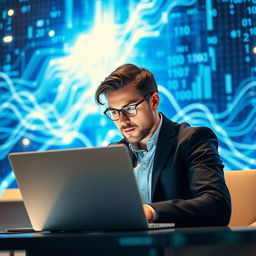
[143,164,147,169]
[142,189,147,194]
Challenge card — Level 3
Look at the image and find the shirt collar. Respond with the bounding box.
[129,113,163,153]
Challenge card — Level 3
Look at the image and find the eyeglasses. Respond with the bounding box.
[104,94,152,121]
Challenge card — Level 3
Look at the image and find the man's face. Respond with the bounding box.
[106,84,160,148]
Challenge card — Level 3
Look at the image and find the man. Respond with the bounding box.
[95,63,231,227]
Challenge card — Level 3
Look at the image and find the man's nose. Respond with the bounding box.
[119,111,129,124]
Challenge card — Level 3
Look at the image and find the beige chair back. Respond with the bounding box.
[224,170,256,226]
[0,188,22,201]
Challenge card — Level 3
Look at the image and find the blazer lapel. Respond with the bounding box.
[151,114,177,199]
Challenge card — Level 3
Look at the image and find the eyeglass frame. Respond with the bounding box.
[103,93,153,121]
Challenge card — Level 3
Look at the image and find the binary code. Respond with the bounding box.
[0,0,255,192]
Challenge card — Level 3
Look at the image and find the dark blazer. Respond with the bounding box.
[114,114,231,227]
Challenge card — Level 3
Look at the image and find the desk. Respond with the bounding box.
[0,227,256,256]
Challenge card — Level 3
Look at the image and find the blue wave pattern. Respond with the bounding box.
[0,0,255,193]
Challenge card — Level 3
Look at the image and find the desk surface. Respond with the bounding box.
[1,226,256,250]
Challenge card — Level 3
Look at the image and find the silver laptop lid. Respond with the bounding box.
[8,145,149,231]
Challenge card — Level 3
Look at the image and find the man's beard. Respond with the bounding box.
[121,125,152,144]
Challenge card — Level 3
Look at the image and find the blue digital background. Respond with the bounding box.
[0,0,256,194]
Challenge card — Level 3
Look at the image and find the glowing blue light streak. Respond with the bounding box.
[208,47,216,71]
[206,0,213,31]
[65,0,73,29]
[225,74,232,94]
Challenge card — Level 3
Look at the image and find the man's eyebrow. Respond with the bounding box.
[109,99,140,109]
[122,100,138,107]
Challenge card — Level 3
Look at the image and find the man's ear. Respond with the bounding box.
[151,93,160,110]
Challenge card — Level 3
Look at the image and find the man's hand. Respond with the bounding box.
[143,204,154,221]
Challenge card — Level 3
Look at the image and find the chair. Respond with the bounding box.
[224,169,256,227]
[0,188,22,200]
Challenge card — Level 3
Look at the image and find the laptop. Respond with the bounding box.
[8,145,174,232]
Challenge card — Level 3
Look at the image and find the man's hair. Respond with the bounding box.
[95,63,158,105]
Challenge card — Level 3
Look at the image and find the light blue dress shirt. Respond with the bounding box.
[129,115,163,204]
